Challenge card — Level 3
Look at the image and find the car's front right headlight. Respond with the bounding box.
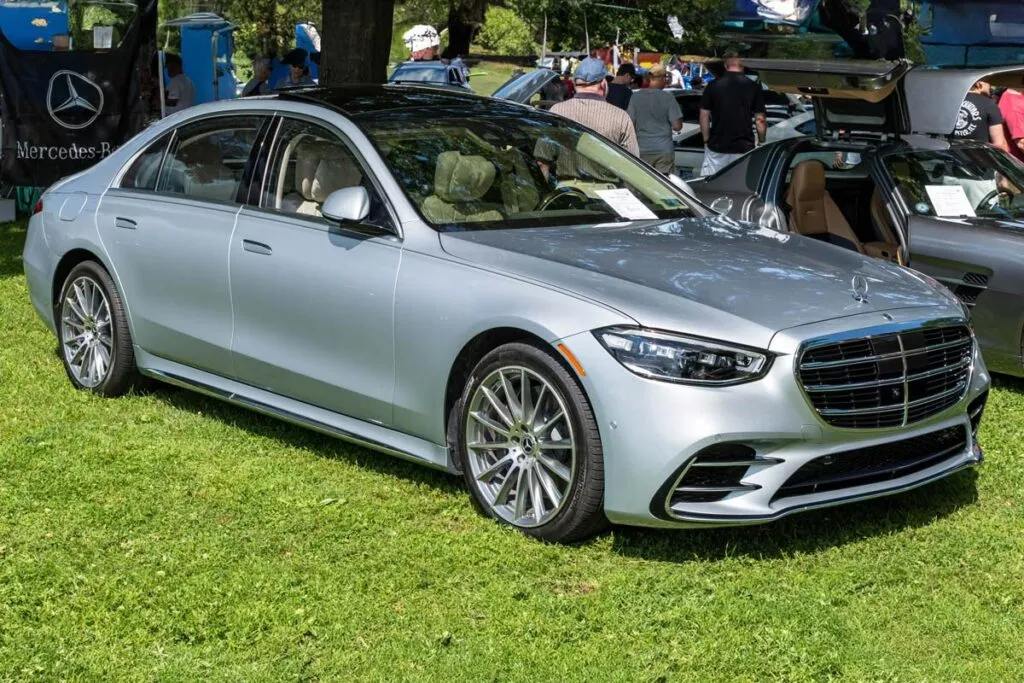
[593,326,771,386]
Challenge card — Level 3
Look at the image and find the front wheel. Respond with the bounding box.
[455,342,606,543]
[57,261,139,396]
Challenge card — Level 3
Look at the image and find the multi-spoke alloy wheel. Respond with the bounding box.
[465,366,576,527]
[456,343,606,543]
[57,261,138,397]
[61,276,114,388]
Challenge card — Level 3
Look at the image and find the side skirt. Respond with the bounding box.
[135,349,456,473]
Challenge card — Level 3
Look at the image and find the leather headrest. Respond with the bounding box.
[787,160,826,205]
[310,157,362,203]
[295,141,361,202]
[434,151,496,203]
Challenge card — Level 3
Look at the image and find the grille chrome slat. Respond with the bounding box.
[798,324,973,429]
[799,337,972,370]
[818,383,967,416]
[804,357,972,392]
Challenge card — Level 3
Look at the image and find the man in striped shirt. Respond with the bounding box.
[550,57,639,155]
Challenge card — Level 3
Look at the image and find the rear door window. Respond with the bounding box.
[156,116,265,204]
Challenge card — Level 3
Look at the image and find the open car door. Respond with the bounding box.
[737,59,1024,138]
[492,68,562,110]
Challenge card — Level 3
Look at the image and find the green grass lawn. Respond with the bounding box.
[2,220,1024,680]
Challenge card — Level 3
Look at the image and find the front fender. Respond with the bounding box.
[391,250,633,445]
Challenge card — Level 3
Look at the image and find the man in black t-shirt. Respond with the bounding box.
[953,81,1010,154]
[698,54,766,176]
[606,63,634,111]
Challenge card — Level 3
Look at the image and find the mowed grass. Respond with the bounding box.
[2,221,1024,681]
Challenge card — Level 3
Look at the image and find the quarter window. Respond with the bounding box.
[120,133,171,191]
[155,116,264,203]
[261,118,390,227]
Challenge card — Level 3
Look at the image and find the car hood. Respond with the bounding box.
[440,216,958,348]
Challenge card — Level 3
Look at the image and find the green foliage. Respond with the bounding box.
[479,6,537,56]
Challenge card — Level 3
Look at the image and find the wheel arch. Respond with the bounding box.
[442,326,586,448]
[52,248,111,310]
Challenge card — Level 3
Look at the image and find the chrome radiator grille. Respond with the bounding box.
[798,324,973,429]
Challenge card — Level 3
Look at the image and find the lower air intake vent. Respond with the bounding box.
[771,426,967,503]
[668,444,761,506]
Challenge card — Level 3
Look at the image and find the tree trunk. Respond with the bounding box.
[442,0,488,58]
[320,0,394,85]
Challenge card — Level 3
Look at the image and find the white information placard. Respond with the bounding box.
[925,184,976,217]
[595,188,659,220]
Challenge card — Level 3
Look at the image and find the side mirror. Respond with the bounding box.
[322,186,370,223]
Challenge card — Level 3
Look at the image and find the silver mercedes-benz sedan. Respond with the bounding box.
[24,85,990,542]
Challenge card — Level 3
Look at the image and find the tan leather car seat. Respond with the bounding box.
[785,160,863,253]
[421,151,503,223]
[284,142,363,216]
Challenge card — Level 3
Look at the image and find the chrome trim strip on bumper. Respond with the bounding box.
[665,451,980,526]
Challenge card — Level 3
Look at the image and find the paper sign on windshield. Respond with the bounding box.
[925,185,976,218]
[595,189,659,220]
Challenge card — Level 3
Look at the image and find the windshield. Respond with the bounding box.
[391,65,447,84]
[884,146,1024,219]
[361,113,698,231]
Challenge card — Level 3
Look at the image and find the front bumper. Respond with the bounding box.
[558,308,990,529]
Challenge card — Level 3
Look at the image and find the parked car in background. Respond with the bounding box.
[24,86,988,542]
[388,61,472,91]
[691,59,1024,378]
[767,110,817,142]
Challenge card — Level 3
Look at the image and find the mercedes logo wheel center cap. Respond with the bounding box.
[46,70,103,130]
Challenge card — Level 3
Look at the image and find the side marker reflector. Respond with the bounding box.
[557,344,586,377]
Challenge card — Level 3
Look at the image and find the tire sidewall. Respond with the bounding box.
[56,261,135,396]
[456,342,603,542]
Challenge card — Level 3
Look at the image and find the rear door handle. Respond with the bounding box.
[242,239,273,256]
[115,217,137,230]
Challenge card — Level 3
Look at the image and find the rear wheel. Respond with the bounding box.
[455,342,606,543]
[57,261,139,396]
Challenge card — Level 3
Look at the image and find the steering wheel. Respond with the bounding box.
[538,186,589,212]
[976,189,1012,212]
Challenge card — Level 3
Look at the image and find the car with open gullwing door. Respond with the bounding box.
[691,60,1024,379]
[24,84,989,542]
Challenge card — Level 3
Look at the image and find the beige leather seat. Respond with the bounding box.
[785,160,864,253]
[421,151,503,223]
[283,142,363,216]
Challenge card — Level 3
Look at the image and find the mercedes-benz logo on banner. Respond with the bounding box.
[47,70,104,130]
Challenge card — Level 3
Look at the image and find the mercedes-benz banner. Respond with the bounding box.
[0,0,157,187]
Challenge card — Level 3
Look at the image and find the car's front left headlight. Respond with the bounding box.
[593,326,772,385]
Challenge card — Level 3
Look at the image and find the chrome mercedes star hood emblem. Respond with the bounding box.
[851,274,870,303]
[47,70,104,130]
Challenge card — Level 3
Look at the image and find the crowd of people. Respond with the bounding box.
[544,52,765,178]
[953,80,1023,160]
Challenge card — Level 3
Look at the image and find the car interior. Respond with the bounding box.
[780,151,903,263]
[159,126,259,203]
[274,138,363,216]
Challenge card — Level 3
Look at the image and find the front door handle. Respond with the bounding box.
[242,239,273,256]
[115,217,137,230]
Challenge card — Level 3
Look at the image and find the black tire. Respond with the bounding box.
[56,261,139,397]
[454,342,607,543]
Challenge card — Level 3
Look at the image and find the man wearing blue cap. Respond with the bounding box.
[549,57,638,154]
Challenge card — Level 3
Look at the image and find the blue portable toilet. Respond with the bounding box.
[161,13,238,110]
[0,1,70,51]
